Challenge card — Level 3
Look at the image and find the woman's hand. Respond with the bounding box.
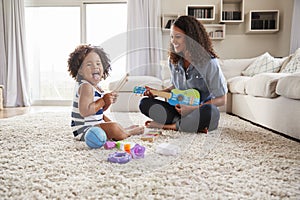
[175,104,198,116]
[143,86,156,98]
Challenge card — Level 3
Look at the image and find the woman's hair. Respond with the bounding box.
[168,15,218,65]
[67,44,111,80]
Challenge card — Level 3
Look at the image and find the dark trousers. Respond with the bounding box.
[139,97,220,133]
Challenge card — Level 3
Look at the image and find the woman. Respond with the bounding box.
[139,16,227,133]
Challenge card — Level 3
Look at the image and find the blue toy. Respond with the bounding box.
[84,127,107,149]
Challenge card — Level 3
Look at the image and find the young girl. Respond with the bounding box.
[67,44,144,141]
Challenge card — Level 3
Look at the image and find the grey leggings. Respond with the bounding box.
[139,98,220,132]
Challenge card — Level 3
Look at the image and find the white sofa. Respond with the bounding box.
[109,49,300,140]
[219,49,300,140]
[108,76,164,112]
[108,61,171,112]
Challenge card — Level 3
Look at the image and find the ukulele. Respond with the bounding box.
[133,86,200,106]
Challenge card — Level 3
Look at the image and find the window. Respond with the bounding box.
[25,1,127,104]
[25,7,80,102]
[85,3,127,86]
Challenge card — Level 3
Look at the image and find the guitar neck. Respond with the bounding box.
[150,90,172,99]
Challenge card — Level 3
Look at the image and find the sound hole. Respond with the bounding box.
[177,95,184,102]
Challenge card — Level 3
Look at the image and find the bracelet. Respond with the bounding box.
[107,152,131,164]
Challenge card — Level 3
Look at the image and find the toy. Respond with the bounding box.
[147,130,162,135]
[124,144,132,154]
[84,127,107,149]
[133,86,200,106]
[111,73,129,92]
[106,141,146,160]
[141,135,156,142]
[130,144,145,159]
[141,130,162,142]
[107,152,132,164]
[116,141,136,153]
[156,143,180,156]
[116,142,146,158]
[104,141,116,149]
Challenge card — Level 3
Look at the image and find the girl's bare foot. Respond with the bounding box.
[126,125,144,136]
[125,125,139,130]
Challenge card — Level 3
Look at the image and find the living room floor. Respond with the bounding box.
[0,106,71,119]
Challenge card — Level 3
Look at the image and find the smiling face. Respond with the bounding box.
[170,25,187,54]
[78,51,104,86]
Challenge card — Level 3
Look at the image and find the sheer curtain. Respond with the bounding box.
[0,0,30,107]
[127,0,162,78]
[290,0,300,53]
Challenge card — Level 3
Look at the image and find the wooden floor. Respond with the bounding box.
[0,106,71,119]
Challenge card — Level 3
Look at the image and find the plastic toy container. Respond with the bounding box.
[156,143,180,156]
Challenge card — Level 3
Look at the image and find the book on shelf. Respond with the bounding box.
[165,19,175,29]
[222,11,241,20]
[208,30,223,38]
[188,8,213,19]
[251,19,276,30]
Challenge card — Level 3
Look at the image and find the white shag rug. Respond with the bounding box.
[0,111,299,199]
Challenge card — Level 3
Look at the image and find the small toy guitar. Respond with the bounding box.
[133,86,200,106]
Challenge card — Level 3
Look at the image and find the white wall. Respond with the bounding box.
[161,0,294,59]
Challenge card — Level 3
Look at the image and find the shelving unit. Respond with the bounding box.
[245,10,279,33]
[204,24,226,40]
[220,0,244,23]
[161,13,179,32]
[186,5,215,21]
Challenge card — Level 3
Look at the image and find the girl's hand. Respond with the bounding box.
[102,92,117,110]
[175,104,197,116]
[110,92,118,103]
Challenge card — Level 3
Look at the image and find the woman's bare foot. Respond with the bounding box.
[145,120,163,129]
[145,121,177,131]
[144,121,208,133]
[125,125,144,136]
[199,127,208,134]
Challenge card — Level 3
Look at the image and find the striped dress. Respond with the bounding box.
[71,80,104,140]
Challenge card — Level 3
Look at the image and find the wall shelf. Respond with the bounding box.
[161,13,179,32]
[186,5,215,21]
[245,10,279,33]
[220,0,244,23]
[204,24,226,40]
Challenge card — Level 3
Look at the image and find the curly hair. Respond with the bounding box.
[67,44,111,81]
[168,15,218,65]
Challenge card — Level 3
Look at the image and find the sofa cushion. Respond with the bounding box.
[160,60,172,88]
[227,76,251,94]
[108,75,163,92]
[245,73,289,98]
[280,48,300,73]
[218,57,257,79]
[279,54,293,73]
[160,60,171,81]
[241,52,285,76]
[276,72,300,99]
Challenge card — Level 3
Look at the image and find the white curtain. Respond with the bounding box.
[127,0,163,78]
[0,0,30,107]
[290,0,300,53]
